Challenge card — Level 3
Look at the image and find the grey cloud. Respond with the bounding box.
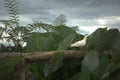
[0,0,120,32]
[1,0,120,19]
[44,0,120,8]
[105,21,120,29]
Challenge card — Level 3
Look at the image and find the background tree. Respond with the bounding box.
[52,14,67,26]
[0,27,4,38]
[3,0,20,45]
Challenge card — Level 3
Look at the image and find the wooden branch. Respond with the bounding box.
[13,61,26,80]
[0,50,113,62]
[24,50,86,63]
[0,50,86,62]
[0,53,23,60]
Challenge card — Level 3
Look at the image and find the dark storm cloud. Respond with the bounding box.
[1,0,120,17]
[1,0,120,19]
[16,0,120,19]
[0,0,120,33]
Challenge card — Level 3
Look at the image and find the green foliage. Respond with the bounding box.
[111,33,120,51]
[53,25,76,38]
[27,62,45,80]
[25,33,57,52]
[57,34,75,50]
[28,21,54,32]
[4,0,20,25]
[44,52,64,77]
[0,27,4,37]
[68,70,91,80]
[2,0,23,47]
[70,26,80,32]
[96,55,110,76]
[24,27,120,80]
[82,50,99,72]
[3,0,31,48]
[25,26,77,52]
[53,14,67,26]
[85,28,120,51]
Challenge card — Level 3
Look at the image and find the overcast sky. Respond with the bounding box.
[0,0,120,34]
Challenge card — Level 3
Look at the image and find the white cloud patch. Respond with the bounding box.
[79,26,105,34]
[97,19,107,25]
[19,15,33,25]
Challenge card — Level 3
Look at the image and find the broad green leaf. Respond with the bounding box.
[96,55,110,78]
[25,33,56,52]
[85,28,120,51]
[112,51,120,64]
[112,34,120,51]
[82,50,99,72]
[43,52,64,77]
[27,62,45,80]
[57,34,76,50]
[68,70,91,80]
[110,63,120,73]
[96,55,110,79]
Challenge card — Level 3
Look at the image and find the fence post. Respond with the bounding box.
[13,61,26,80]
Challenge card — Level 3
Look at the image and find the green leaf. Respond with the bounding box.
[25,33,56,52]
[82,50,99,72]
[112,34,120,51]
[68,70,91,80]
[96,55,110,79]
[43,52,64,77]
[112,53,120,64]
[27,62,45,80]
[57,34,76,50]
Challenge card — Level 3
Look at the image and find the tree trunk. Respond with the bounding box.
[13,61,26,80]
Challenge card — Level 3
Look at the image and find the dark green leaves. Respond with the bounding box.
[57,34,76,50]
[68,70,91,80]
[53,14,67,26]
[85,28,120,51]
[25,33,56,52]
[82,50,99,72]
[4,0,20,24]
[43,52,64,77]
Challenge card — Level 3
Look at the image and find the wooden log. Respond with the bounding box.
[0,50,113,62]
[24,50,86,63]
[13,61,26,80]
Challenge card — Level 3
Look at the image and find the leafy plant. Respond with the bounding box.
[68,70,91,80]
[28,21,54,32]
[4,0,20,25]
[44,52,64,77]
[52,14,67,26]
[85,28,120,51]
[2,0,21,47]
[81,50,99,72]
[57,34,76,50]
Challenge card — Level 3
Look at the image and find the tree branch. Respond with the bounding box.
[24,50,86,63]
[0,50,85,62]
